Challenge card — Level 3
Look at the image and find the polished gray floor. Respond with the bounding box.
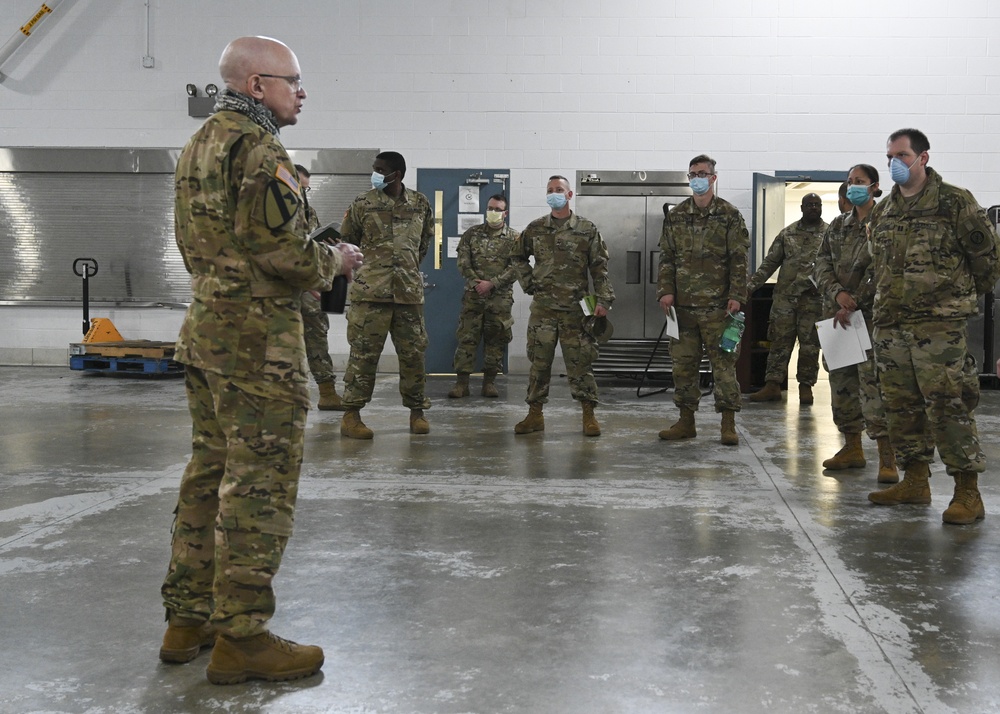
[3,366,1000,713]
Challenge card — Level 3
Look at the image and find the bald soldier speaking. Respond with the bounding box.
[159,36,362,685]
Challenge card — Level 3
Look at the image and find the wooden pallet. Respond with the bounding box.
[69,340,182,375]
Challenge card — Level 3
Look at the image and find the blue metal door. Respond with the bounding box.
[417,168,510,374]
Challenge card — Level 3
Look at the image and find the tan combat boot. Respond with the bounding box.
[876,436,900,484]
[868,461,932,506]
[720,410,738,446]
[942,471,986,525]
[410,409,430,434]
[481,369,499,398]
[748,381,782,402]
[514,402,544,434]
[822,432,866,470]
[448,373,470,398]
[159,615,216,664]
[582,401,601,437]
[206,631,324,685]
[341,409,374,439]
[659,407,696,440]
[799,383,813,406]
[316,382,344,411]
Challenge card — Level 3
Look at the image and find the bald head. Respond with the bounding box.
[217,36,305,128]
[219,36,292,90]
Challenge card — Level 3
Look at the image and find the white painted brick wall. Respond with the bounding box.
[2,0,1000,364]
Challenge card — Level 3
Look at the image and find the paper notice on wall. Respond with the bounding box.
[457,213,481,234]
[447,236,461,259]
[459,186,479,213]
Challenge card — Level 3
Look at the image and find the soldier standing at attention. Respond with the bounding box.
[813,163,896,483]
[161,36,363,683]
[295,164,345,411]
[657,155,750,446]
[746,193,826,405]
[510,175,614,437]
[447,193,522,399]
[339,151,434,439]
[867,128,1000,524]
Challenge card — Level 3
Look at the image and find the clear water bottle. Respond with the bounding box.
[719,311,745,353]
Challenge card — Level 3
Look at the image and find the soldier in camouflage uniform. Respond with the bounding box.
[295,165,344,411]
[161,37,363,684]
[339,151,434,439]
[510,175,614,437]
[658,155,749,446]
[867,129,1000,525]
[448,193,522,399]
[747,193,826,406]
[813,164,897,483]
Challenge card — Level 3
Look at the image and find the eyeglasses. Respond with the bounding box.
[257,73,304,91]
[686,171,714,180]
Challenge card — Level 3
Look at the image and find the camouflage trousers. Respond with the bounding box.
[826,349,887,439]
[524,304,599,404]
[873,321,985,475]
[452,290,514,374]
[162,366,305,638]
[671,306,741,412]
[342,301,430,410]
[763,291,822,386]
[824,311,885,438]
[301,290,336,385]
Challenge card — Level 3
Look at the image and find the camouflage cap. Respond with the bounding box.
[586,315,614,344]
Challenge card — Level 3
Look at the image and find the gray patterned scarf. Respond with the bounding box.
[214,88,279,136]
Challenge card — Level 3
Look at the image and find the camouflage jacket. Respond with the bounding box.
[869,168,1000,326]
[301,201,321,235]
[512,212,615,312]
[173,109,342,406]
[748,219,826,298]
[341,186,433,304]
[813,209,875,315]
[658,195,750,308]
[456,222,522,298]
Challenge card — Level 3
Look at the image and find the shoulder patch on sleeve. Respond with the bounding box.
[274,164,301,197]
[264,178,300,230]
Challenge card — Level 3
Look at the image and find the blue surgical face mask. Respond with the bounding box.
[371,171,390,190]
[889,156,917,184]
[689,177,711,196]
[546,192,568,210]
[846,184,871,207]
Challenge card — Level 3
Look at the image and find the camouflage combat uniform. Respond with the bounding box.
[452,221,522,374]
[511,212,614,404]
[747,218,826,387]
[813,209,887,439]
[163,98,342,638]
[658,195,749,412]
[299,203,339,388]
[340,185,433,410]
[869,167,1000,475]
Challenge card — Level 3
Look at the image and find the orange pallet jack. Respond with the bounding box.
[68,258,183,375]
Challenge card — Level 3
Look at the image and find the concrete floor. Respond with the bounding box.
[3,366,1000,714]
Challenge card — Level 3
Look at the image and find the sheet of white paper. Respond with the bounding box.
[457,213,481,234]
[459,186,479,213]
[815,313,868,370]
[447,236,461,259]
[665,306,679,339]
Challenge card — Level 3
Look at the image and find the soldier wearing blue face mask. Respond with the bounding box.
[867,128,1000,525]
[657,155,750,446]
[510,175,615,437]
[338,151,434,438]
